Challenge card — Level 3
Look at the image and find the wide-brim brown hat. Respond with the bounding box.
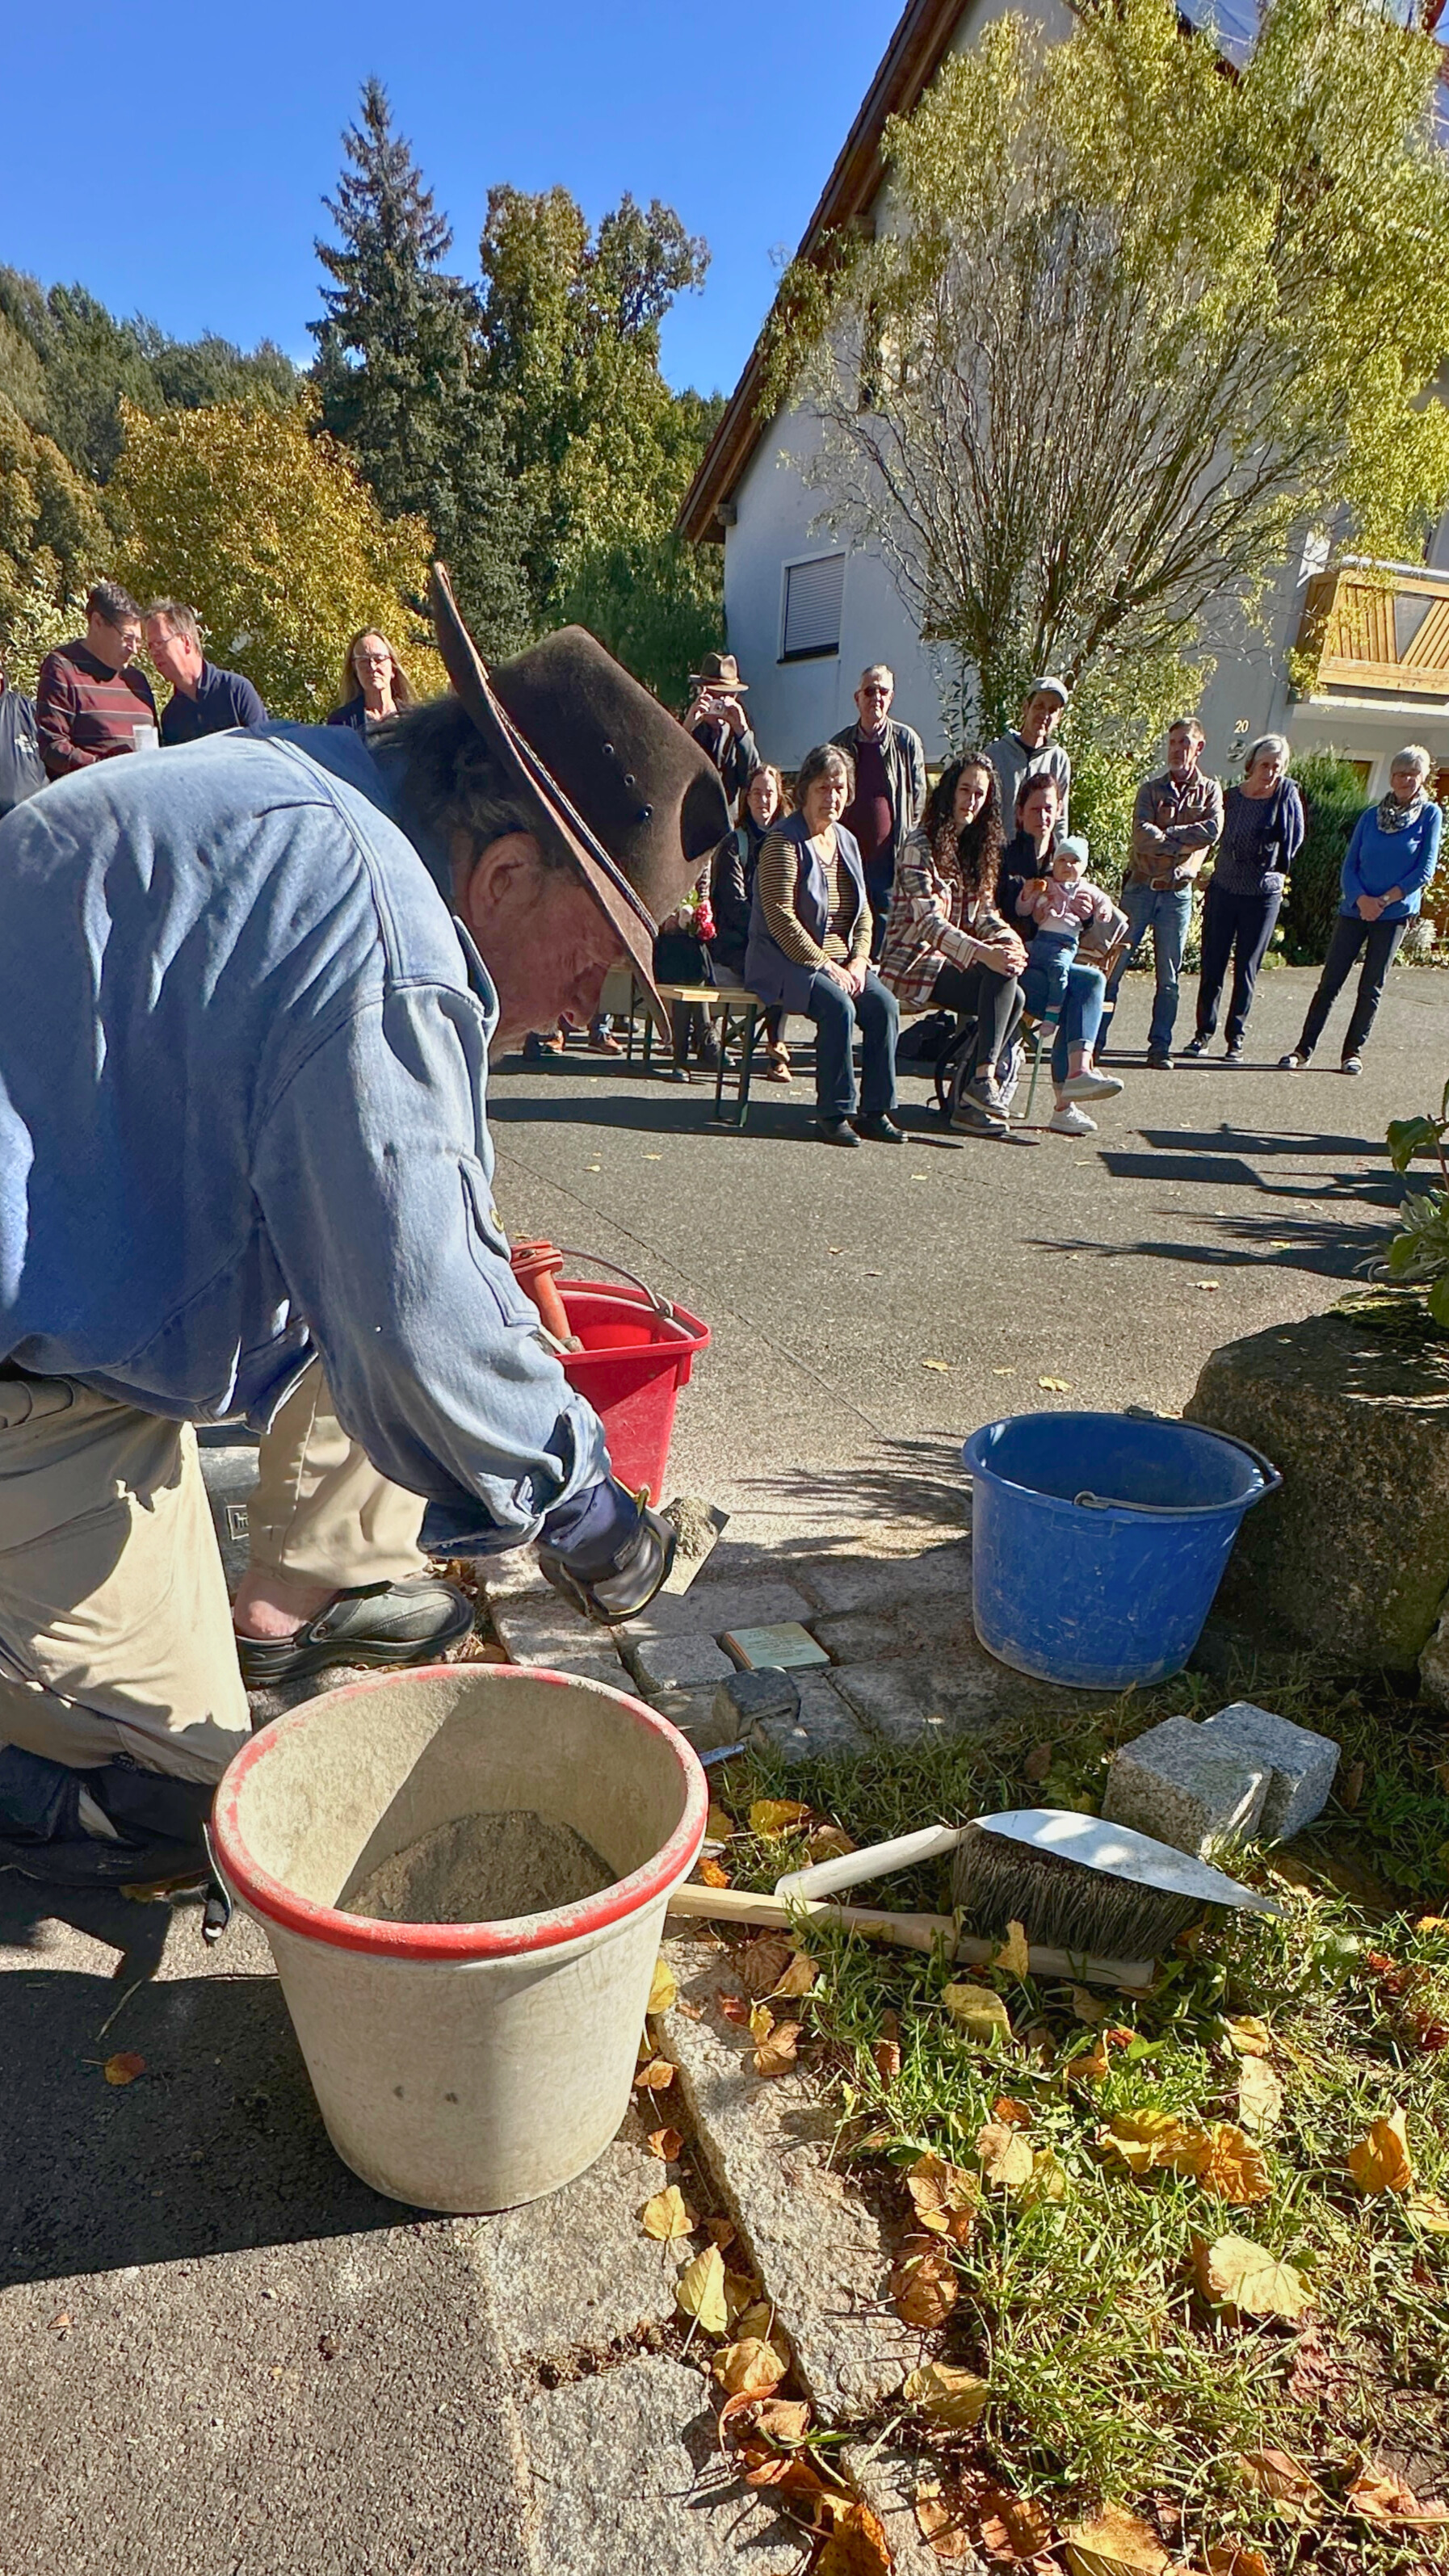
[430,564,729,1024]
[687,649,747,694]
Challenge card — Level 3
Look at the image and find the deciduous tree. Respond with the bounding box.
[113,397,437,720]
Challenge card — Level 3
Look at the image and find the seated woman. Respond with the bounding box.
[746,741,902,1146]
[710,764,792,1082]
[998,774,1124,1135]
[1281,744,1442,1076]
[878,754,1027,1136]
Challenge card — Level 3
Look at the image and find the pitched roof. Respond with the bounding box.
[677,0,1449,544]
[676,0,964,542]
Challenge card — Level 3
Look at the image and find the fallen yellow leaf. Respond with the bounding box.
[1206,2546,1271,2576]
[1237,2448,1321,2516]
[905,2153,981,2244]
[102,2052,145,2086]
[921,1358,952,1373]
[1347,2105,1413,2195]
[1406,2190,1449,2233]
[698,1858,731,1887]
[676,2242,729,2335]
[749,2396,809,2445]
[915,2475,972,2561]
[808,1823,857,1861]
[1068,2036,1112,2084]
[903,2360,989,2429]
[1196,2124,1271,2204]
[1236,2058,1284,2136]
[646,2125,683,2161]
[751,2008,801,2078]
[1415,1915,1449,1935]
[993,1920,1031,1979]
[992,2095,1033,2128]
[1022,2146,1069,2205]
[704,1802,736,1844]
[815,2498,893,2576]
[634,2057,675,2091]
[1061,2501,1174,2575]
[1192,2233,1314,2320]
[1039,1375,1072,1392]
[978,2487,1056,2561]
[1098,2109,1205,2176]
[891,2236,959,2329]
[640,2184,696,2240]
[942,1982,1012,2042]
[771,1950,817,2000]
[992,1366,1017,1376]
[730,2297,786,2350]
[1223,2014,1272,2056]
[976,2121,1035,2189]
[1070,1985,1108,2024]
[712,2335,788,2398]
[648,1957,678,2016]
[1346,2465,1449,2528]
[748,1798,812,1839]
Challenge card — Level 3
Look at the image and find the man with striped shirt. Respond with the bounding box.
[36,581,158,779]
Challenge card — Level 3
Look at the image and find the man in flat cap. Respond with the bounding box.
[0,569,729,1881]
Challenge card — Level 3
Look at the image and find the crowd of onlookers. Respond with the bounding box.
[2,585,1439,1147]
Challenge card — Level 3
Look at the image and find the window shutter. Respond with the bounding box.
[781,555,846,661]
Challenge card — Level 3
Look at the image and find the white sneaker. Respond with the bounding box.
[1062,1069,1124,1101]
[1048,1102,1098,1135]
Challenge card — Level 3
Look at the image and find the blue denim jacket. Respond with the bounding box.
[0,724,608,1550]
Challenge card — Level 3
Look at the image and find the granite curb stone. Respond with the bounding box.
[750,1674,873,1764]
[624,1632,736,1693]
[1102,1714,1269,1857]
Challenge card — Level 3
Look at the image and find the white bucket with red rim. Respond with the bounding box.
[212,1664,707,2213]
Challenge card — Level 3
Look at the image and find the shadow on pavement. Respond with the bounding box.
[0,1884,401,2289]
[729,1438,971,1552]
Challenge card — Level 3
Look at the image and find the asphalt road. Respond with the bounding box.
[488,963,1444,1565]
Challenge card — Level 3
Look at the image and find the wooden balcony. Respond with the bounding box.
[1296,560,1449,703]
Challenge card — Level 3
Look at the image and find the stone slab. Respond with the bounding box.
[792,1542,972,1617]
[513,2352,797,2575]
[751,1674,873,1766]
[1102,1715,1268,1857]
[490,1599,607,1666]
[478,1546,552,1605]
[663,1942,917,2419]
[627,1580,814,1640]
[833,1645,1118,1746]
[624,1633,736,1693]
[1199,1700,1341,1840]
[713,1668,802,1732]
[459,2113,687,2360]
[830,1662,953,1748]
[812,1592,981,1666]
[846,2443,983,2576]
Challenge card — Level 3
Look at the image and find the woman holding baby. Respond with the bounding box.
[998,773,1128,1136]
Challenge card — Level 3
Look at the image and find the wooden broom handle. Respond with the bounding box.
[665,1882,1151,1991]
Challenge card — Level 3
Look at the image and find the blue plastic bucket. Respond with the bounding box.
[961,1412,1282,1689]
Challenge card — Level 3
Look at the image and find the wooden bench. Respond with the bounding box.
[623,980,763,1128]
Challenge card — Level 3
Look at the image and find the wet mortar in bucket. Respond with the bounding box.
[342,1810,614,1925]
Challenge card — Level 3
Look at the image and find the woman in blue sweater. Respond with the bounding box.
[1281,746,1442,1074]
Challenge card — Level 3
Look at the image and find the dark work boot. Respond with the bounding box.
[235,1577,474,1689]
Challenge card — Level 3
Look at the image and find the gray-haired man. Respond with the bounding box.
[832,664,928,954]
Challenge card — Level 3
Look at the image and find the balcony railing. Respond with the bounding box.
[1295,558,1449,703]
[1289,561,1443,706]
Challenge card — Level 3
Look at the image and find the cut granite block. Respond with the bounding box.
[830,1663,951,1749]
[491,1598,605,1667]
[712,1669,802,1733]
[624,1631,734,1693]
[750,1674,872,1766]
[1102,1714,1268,1857]
[477,1546,552,1605]
[1199,1700,1340,1840]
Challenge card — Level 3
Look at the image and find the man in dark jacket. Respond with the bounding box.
[831,665,928,955]
[145,600,267,744]
[0,656,46,818]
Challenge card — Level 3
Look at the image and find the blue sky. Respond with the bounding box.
[1,0,893,399]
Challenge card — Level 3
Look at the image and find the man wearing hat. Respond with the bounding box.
[987,678,1073,836]
[685,651,761,816]
[0,569,729,1882]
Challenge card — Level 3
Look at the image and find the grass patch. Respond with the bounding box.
[704,1667,1449,2570]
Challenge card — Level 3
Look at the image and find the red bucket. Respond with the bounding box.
[555,1261,710,1502]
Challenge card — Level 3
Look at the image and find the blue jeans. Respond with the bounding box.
[807,967,899,1120]
[1108,884,1192,1056]
[1020,951,1107,1085]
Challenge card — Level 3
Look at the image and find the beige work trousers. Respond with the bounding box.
[0,1363,427,1785]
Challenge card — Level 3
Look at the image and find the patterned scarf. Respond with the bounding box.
[1377,787,1428,835]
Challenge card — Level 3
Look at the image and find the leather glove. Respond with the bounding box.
[537,1480,678,1625]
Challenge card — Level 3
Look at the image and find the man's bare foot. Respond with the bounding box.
[232,1567,336,1642]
